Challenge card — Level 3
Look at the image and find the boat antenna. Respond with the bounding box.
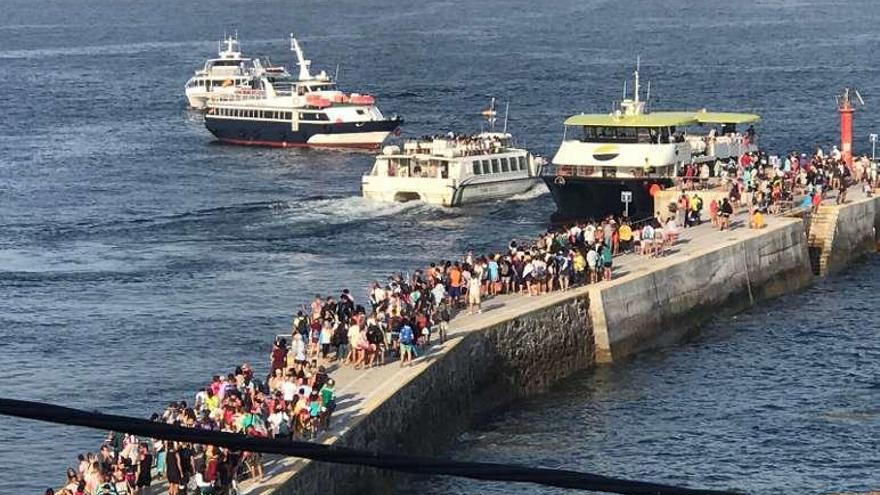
[502,100,510,134]
[634,55,641,103]
[334,63,340,82]
[646,80,651,103]
[290,33,312,80]
[622,80,627,101]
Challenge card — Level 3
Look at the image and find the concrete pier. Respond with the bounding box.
[205,192,880,495]
[250,192,880,495]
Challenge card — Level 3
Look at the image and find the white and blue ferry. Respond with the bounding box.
[203,35,402,149]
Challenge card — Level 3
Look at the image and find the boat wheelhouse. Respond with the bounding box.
[185,34,255,110]
[203,35,402,149]
[362,100,543,206]
[543,63,759,220]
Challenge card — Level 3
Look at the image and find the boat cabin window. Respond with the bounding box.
[518,156,526,170]
[491,159,500,174]
[388,157,448,179]
[500,158,510,173]
[481,160,490,173]
[472,161,482,175]
[299,112,329,121]
[579,126,666,144]
[211,60,243,67]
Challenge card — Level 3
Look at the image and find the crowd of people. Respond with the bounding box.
[406,131,512,156]
[50,352,338,494]
[49,143,879,495]
[677,146,877,230]
[48,211,708,491]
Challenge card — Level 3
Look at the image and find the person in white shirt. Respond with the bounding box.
[641,224,655,256]
[281,375,297,402]
[586,247,599,284]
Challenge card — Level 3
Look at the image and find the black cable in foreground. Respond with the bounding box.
[0,398,742,495]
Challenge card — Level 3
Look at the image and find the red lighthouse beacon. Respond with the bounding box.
[836,87,864,168]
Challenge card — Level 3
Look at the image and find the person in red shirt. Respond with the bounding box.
[270,339,287,374]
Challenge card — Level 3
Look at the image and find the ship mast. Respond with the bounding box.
[633,56,640,104]
[619,57,646,117]
[290,34,312,80]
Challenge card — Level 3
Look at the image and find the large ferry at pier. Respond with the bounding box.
[362,100,543,206]
[203,35,402,149]
[543,64,760,220]
[185,34,255,110]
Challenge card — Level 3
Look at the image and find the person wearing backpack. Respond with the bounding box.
[399,322,415,367]
[319,378,337,429]
[498,256,511,294]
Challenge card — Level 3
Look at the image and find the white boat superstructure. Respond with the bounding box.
[185,34,254,109]
[548,61,760,181]
[542,59,762,219]
[362,100,543,206]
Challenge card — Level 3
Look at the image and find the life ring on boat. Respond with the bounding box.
[554,176,566,185]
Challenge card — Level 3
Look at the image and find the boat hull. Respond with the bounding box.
[204,116,402,149]
[362,176,542,207]
[542,175,672,222]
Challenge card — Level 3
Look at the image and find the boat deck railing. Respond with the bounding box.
[208,90,269,103]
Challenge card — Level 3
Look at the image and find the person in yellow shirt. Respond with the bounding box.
[572,251,586,285]
[618,223,633,253]
[750,210,765,229]
[203,390,219,413]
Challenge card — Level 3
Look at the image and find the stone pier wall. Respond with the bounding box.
[271,294,595,495]
[590,218,814,362]
[808,195,879,276]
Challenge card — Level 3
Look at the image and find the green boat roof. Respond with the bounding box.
[564,110,760,127]
[693,111,761,125]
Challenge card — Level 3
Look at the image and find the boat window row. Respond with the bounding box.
[214,107,293,120]
[299,112,330,121]
[471,155,527,175]
[576,125,672,144]
[295,83,338,95]
[187,78,248,88]
[210,59,246,67]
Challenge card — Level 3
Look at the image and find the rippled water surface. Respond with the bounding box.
[1,0,880,492]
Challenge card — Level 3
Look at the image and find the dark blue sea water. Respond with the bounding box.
[1,0,879,493]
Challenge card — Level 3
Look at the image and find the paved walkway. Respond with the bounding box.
[148,186,871,494]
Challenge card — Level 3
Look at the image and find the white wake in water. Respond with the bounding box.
[508,183,549,202]
[272,195,445,227]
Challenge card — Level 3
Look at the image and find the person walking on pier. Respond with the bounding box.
[719,198,733,230]
[466,268,482,314]
[399,322,415,367]
[600,243,613,282]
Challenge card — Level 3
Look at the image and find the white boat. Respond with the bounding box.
[203,35,401,149]
[185,34,254,109]
[362,100,543,206]
[542,60,760,219]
